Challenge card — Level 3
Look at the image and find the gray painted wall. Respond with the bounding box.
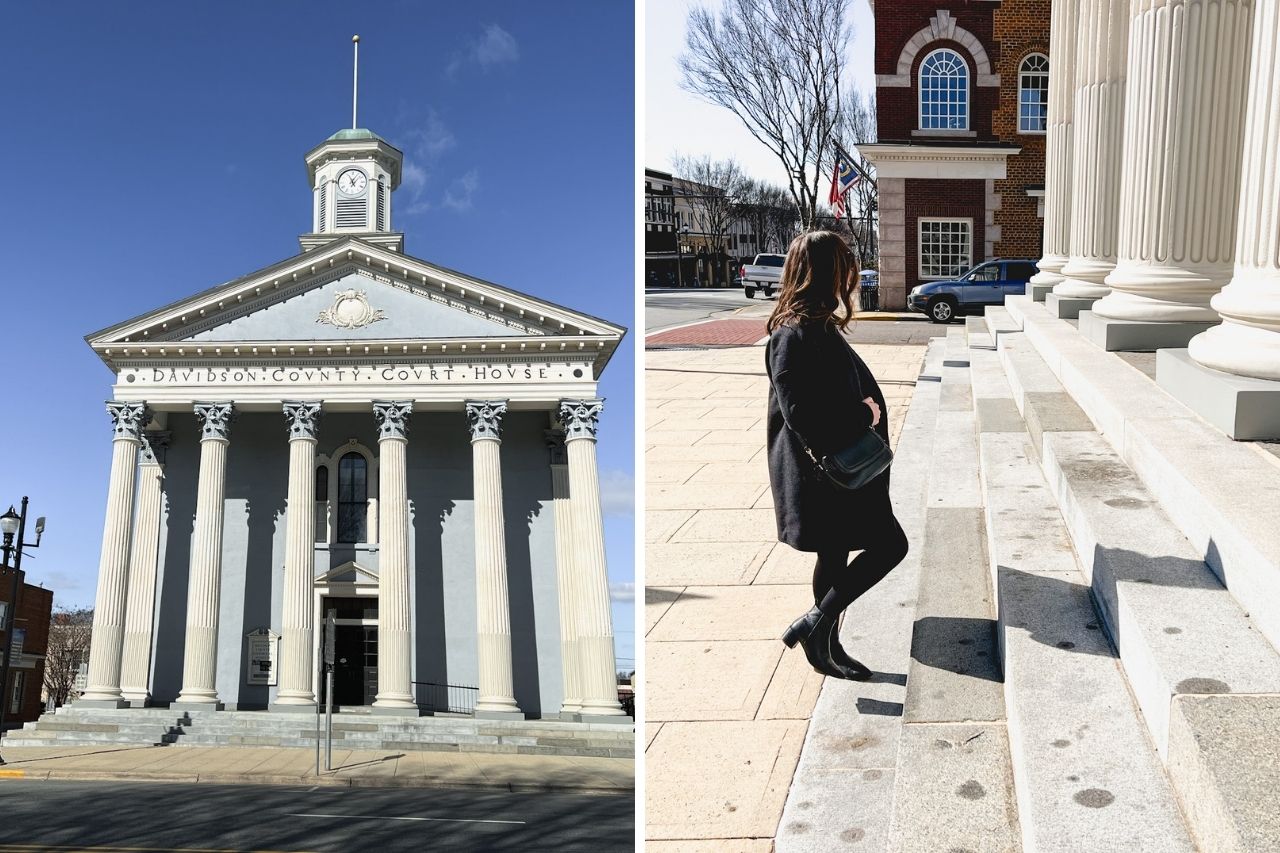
[150,408,564,716]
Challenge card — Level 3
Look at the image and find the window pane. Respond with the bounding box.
[315,465,328,501]
[919,220,972,279]
[337,452,368,543]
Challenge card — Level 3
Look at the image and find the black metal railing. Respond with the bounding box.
[413,681,479,715]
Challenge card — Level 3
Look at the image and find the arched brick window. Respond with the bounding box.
[919,48,969,130]
[1019,53,1050,133]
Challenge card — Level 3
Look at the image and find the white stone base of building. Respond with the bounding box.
[1156,349,1280,441]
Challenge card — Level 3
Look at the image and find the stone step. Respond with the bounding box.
[983,305,1022,346]
[965,316,995,350]
[1038,429,1280,756]
[995,334,1094,457]
[977,426,1195,851]
[1005,294,1280,660]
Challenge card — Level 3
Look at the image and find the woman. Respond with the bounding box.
[766,231,909,680]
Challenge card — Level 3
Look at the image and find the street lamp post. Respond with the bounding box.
[676,224,690,288]
[0,498,45,765]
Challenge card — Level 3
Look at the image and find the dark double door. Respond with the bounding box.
[324,624,378,707]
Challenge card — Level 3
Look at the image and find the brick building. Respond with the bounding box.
[0,567,53,726]
[859,1,1050,310]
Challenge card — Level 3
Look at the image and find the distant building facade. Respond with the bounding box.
[859,1,1050,309]
[643,167,765,288]
[0,568,52,725]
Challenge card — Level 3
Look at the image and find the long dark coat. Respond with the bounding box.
[765,318,894,552]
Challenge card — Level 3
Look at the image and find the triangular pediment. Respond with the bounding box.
[315,560,378,585]
[86,236,624,369]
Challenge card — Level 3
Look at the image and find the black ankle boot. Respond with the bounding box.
[827,618,873,681]
[781,606,845,678]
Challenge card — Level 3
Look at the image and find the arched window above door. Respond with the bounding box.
[336,452,368,544]
[919,48,970,130]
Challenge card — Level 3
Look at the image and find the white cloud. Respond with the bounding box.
[610,582,635,602]
[442,169,479,211]
[447,23,520,77]
[599,468,635,517]
[398,109,456,214]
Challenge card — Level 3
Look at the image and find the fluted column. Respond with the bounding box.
[174,402,234,708]
[1093,0,1255,324]
[1190,0,1280,379]
[119,430,170,707]
[1054,0,1131,302]
[546,429,582,716]
[273,402,322,710]
[467,401,522,717]
[1031,0,1081,292]
[81,402,152,706]
[559,399,624,718]
[372,401,417,712]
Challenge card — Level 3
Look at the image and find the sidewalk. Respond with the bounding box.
[644,323,927,849]
[0,743,633,794]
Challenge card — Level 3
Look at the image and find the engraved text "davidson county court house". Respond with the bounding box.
[125,364,580,386]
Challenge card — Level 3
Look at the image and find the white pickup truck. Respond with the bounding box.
[739,253,785,299]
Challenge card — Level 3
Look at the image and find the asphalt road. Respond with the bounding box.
[645,287,949,344]
[0,780,633,852]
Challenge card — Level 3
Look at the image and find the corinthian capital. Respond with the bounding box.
[140,430,172,466]
[558,398,604,441]
[373,400,413,440]
[106,401,152,442]
[283,401,323,441]
[465,400,508,442]
[194,402,235,441]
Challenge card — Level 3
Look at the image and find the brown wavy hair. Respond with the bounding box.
[765,230,860,334]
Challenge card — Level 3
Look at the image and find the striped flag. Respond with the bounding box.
[829,145,865,220]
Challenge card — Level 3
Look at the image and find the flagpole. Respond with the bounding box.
[352,35,360,129]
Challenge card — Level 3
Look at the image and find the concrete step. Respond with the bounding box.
[966,316,995,350]
[1006,294,1280,661]
[1039,429,1280,756]
[983,305,1022,346]
[995,335,1094,457]
[977,426,1195,851]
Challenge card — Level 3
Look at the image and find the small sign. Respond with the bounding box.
[245,628,279,686]
[323,612,336,667]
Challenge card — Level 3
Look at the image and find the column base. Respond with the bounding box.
[369,705,421,717]
[75,698,128,709]
[558,711,582,722]
[1079,311,1218,352]
[172,700,225,712]
[475,710,526,721]
[120,693,151,708]
[1046,293,1098,320]
[1156,349,1280,440]
[268,702,318,714]
[1029,282,1056,302]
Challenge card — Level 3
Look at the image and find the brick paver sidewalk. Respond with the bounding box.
[644,339,926,849]
[647,319,770,347]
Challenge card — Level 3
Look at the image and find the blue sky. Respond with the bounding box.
[0,2,635,670]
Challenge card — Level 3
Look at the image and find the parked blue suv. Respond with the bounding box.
[908,258,1040,323]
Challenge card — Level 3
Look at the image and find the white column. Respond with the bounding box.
[1190,0,1280,380]
[174,402,234,708]
[546,429,582,716]
[119,430,169,707]
[559,399,625,718]
[273,402,322,709]
[467,401,522,717]
[81,402,151,706]
[1093,0,1255,322]
[1054,0,1131,300]
[371,401,417,712]
[1031,0,1080,290]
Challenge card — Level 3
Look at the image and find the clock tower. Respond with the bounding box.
[301,127,404,253]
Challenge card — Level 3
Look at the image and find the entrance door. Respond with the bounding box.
[332,625,378,707]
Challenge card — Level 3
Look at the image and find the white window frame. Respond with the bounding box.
[1018,53,1050,134]
[918,217,974,280]
[315,441,379,547]
[918,48,970,131]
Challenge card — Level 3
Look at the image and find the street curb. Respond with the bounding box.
[0,767,634,796]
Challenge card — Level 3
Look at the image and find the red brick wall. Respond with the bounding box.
[0,569,53,724]
[993,0,1051,259]
[874,2,1000,141]
[904,179,987,292]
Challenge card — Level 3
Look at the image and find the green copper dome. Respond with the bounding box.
[327,127,388,143]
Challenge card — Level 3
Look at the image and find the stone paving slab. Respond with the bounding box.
[646,483,768,511]
[646,640,784,722]
[887,723,1021,853]
[645,542,772,587]
[647,584,815,642]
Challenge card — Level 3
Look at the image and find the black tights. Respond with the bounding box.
[813,517,909,617]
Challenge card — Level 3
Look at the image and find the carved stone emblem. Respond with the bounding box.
[317,289,387,329]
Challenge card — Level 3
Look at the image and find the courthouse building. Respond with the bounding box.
[75,124,628,721]
[860,1,1050,310]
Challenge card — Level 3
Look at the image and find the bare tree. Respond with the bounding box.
[736,177,801,253]
[672,155,747,285]
[43,607,93,709]
[835,88,879,266]
[681,0,852,228]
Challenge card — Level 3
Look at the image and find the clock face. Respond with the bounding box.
[337,169,368,196]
